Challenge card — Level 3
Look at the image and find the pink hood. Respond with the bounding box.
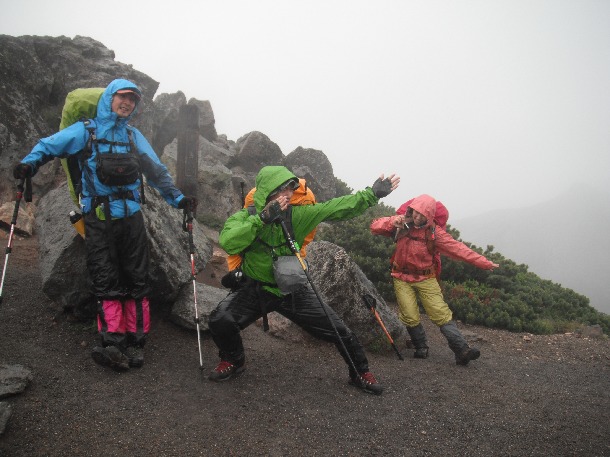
[408,194,436,228]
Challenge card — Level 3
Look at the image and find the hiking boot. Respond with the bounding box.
[124,346,144,368]
[208,360,245,382]
[414,348,429,359]
[456,347,481,366]
[407,324,428,359]
[349,371,384,395]
[91,346,130,372]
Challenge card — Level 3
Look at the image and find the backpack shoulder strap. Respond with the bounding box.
[425,223,437,255]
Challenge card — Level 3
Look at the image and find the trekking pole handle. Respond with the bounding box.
[363,293,377,310]
[11,180,25,226]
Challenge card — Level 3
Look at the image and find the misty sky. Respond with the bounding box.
[2,0,609,219]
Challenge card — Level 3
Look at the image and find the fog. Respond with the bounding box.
[2,0,609,310]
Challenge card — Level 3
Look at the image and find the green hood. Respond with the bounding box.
[253,166,298,212]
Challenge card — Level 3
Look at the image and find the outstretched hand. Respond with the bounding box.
[371,173,400,198]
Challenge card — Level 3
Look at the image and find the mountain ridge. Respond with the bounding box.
[453,184,610,314]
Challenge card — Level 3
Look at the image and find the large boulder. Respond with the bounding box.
[35,181,212,319]
[285,147,336,202]
[151,91,188,154]
[232,131,284,173]
[188,98,218,142]
[306,240,406,348]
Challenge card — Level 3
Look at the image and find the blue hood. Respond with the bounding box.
[96,79,142,138]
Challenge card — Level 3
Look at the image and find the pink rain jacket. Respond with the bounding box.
[370,194,496,283]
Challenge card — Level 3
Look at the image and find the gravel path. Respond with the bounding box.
[1,235,609,457]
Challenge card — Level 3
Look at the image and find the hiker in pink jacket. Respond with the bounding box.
[370,194,499,365]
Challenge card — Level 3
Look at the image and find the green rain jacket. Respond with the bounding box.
[219,166,380,296]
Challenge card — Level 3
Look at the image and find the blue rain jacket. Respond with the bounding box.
[21,78,184,218]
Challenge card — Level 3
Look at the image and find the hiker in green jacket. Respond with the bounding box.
[208,165,400,395]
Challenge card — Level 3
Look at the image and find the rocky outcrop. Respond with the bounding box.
[0,35,158,205]
[0,34,373,340]
[233,131,284,173]
[285,147,337,202]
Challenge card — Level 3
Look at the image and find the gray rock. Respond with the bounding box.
[188,98,218,142]
[233,131,284,172]
[0,401,12,436]
[285,147,336,202]
[162,137,239,226]
[0,201,35,237]
[151,91,188,154]
[0,364,32,399]
[170,282,229,331]
[306,240,407,348]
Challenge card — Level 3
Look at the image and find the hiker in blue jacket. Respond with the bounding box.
[13,79,196,372]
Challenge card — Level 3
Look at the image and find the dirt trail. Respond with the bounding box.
[0,235,609,457]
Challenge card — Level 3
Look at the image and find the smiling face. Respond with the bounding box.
[412,209,428,227]
[111,92,138,118]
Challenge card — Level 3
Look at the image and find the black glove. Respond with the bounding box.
[371,177,393,198]
[178,196,198,210]
[221,269,245,290]
[13,163,32,180]
[260,200,282,224]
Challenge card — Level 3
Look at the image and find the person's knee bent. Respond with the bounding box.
[209,303,238,336]
[428,306,453,327]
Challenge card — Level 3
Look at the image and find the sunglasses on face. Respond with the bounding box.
[270,179,299,198]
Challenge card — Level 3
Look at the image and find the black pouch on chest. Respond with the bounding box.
[94,132,141,186]
[96,152,140,186]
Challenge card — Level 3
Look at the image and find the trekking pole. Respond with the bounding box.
[0,179,30,306]
[277,218,366,385]
[240,181,246,207]
[182,203,204,371]
[362,294,404,360]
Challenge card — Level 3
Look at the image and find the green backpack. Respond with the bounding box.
[59,87,104,206]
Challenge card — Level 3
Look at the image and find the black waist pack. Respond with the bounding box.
[273,256,309,294]
[96,153,140,186]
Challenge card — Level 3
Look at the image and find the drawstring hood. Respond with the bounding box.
[95,79,141,140]
[407,194,437,229]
